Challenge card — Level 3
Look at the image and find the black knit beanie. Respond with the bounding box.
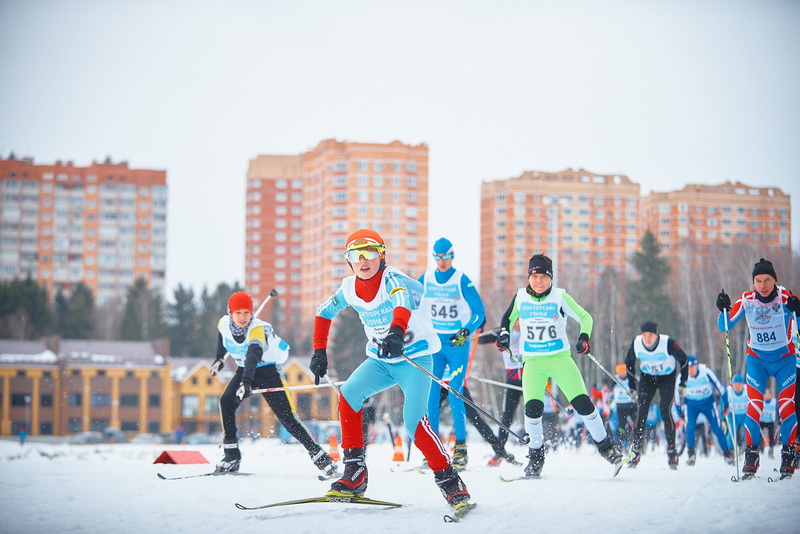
[640,321,658,334]
[752,258,777,281]
[528,254,553,278]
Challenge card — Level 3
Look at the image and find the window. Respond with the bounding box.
[148,394,160,407]
[69,392,82,406]
[120,394,139,407]
[181,395,199,417]
[40,394,53,407]
[11,394,28,406]
[91,393,111,407]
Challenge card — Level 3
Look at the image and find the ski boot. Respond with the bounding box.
[794,442,800,470]
[215,443,241,473]
[433,464,470,506]
[723,449,734,465]
[524,447,545,477]
[329,448,367,495]
[667,449,678,470]
[779,444,795,478]
[487,448,517,467]
[628,448,642,468]
[596,436,623,465]
[686,447,696,466]
[310,447,337,477]
[451,440,468,471]
[742,445,760,479]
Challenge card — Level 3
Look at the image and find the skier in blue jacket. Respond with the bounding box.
[675,354,734,466]
[419,237,485,470]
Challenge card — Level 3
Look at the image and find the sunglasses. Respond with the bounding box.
[344,248,382,262]
[433,253,454,261]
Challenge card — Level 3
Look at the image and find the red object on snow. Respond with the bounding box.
[153,450,209,464]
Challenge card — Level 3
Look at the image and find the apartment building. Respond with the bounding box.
[0,155,168,304]
[246,139,430,342]
[640,181,792,266]
[480,168,641,301]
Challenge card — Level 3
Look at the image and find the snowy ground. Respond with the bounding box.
[1,436,798,533]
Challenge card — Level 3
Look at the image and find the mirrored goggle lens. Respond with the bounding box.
[433,253,454,260]
[345,248,381,262]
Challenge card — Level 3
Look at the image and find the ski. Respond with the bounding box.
[768,469,793,483]
[443,502,477,523]
[235,490,402,511]
[499,474,540,482]
[614,452,637,477]
[389,463,428,473]
[157,471,254,480]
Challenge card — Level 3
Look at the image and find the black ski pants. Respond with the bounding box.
[632,372,677,452]
[220,364,319,454]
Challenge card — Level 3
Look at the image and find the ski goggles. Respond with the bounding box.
[433,253,454,261]
[344,243,385,262]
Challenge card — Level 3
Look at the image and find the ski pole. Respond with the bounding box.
[254,288,279,317]
[721,290,741,481]
[324,374,341,395]
[251,381,345,395]
[466,328,501,341]
[584,352,637,401]
[400,353,530,444]
[382,412,396,445]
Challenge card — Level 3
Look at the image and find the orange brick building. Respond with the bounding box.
[480,168,641,305]
[245,139,430,344]
[0,155,168,303]
[640,181,792,266]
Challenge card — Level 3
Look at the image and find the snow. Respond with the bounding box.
[1,437,797,533]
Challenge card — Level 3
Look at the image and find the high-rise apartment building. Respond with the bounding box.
[0,156,167,304]
[640,181,792,265]
[245,139,429,341]
[480,168,641,302]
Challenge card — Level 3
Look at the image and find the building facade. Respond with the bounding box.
[245,139,430,343]
[0,339,336,439]
[639,181,792,266]
[0,155,168,304]
[480,168,641,303]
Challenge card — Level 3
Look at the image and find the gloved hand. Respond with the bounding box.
[786,293,800,314]
[210,358,224,376]
[450,328,470,347]
[310,349,328,385]
[679,385,687,398]
[575,333,590,354]
[496,328,510,351]
[716,290,731,312]
[236,381,252,401]
[379,326,405,359]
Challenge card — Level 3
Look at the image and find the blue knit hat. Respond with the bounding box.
[433,237,454,256]
[687,354,698,366]
[732,373,744,384]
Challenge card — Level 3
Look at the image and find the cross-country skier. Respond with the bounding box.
[211,291,336,476]
[610,363,637,448]
[724,373,748,449]
[496,253,623,477]
[716,257,799,478]
[418,237,485,470]
[625,320,688,469]
[674,354,734,466]
[310,229,471,508]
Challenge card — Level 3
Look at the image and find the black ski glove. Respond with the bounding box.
[496,328,510,351]
[379,326,405,359]
[575,333,590,354]
[716,290,731,312]
[310,349,328,385]
[236,381,252,401]
[786,294,800,315]
[450,328,470,347]
[210,358,224,376]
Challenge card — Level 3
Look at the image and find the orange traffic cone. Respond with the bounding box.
[447,433,456,456]
[328,434,341,463]
[392,435,405,462]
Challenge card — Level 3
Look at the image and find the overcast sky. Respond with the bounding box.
[2,0,798,298]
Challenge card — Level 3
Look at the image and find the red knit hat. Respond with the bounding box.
[228,291,253,314]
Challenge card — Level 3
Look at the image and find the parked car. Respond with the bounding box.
[102,427,128,443]
[130,433,164,444]
[186,432,212,445]
[68,431,103,444]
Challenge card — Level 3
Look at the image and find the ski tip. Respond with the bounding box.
[235,503,247,510]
